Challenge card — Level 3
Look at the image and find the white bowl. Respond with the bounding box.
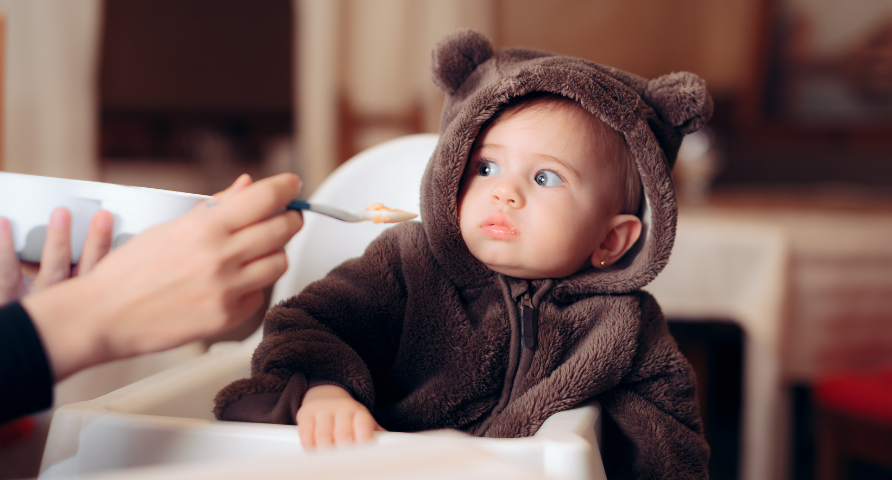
[0,172,209,263]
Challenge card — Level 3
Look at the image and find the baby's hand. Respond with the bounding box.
[296,385,382,450]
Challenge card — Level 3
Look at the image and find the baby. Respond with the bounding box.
[216,30,712,479]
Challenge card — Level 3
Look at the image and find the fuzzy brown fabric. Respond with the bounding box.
[215,29,712,479]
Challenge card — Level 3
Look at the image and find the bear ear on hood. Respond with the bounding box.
[643,71,713,135]
[431,29,494,94]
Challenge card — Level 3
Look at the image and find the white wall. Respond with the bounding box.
[0,0,101,180]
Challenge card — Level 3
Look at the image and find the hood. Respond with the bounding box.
[420,29,713,297]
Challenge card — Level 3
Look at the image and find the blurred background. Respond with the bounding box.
[0,0,891,479]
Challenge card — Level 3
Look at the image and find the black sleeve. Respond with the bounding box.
[0,301,54,425]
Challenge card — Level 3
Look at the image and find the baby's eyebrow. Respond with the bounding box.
[541,155,582,180]
[475,143,503,153]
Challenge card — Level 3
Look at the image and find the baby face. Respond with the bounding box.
[458,103,619,279]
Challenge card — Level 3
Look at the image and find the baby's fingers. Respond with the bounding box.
[312,414,336,449]
[353,412,378,443]
[334,412,357,445]
[297,415,317,450]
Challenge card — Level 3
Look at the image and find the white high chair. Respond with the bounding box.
[39,134,607,480]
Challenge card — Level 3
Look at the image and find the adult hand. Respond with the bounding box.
[21,173,304,381]
[0,208,113,306]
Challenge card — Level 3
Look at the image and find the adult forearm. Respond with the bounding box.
[21,276,114,381]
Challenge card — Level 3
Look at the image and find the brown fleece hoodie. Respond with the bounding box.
[215,29,713,479]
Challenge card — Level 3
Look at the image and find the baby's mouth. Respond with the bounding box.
[480,213,519,238]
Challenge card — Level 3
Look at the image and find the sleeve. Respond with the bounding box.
[598,292,710,480]
[0,301,55,425]
[214,227,410,424]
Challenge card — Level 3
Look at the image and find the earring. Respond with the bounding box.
[600,261,606,267]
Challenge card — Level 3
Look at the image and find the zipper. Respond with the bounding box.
[519,290,536,349]
[476,276,551,436]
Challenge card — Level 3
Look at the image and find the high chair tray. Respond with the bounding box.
[40,338,606,480]
[73,435,555,480]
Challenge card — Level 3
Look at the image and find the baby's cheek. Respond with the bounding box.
[458,217,477,249]
[552,217,598,251]
[457,195,477,231]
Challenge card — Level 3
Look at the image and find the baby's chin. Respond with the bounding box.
[483,261,591,280]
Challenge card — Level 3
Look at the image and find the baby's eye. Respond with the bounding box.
[478,161,501,176]
[535,170,563,187]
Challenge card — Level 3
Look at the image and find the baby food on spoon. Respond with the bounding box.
[365,203,418,223]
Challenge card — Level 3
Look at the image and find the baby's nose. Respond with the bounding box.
[491,181,524,207]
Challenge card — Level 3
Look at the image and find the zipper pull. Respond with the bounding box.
[519,291,536,349]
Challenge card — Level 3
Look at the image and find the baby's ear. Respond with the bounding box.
[431,29,494,94]
[592,215,643,268]
[643,72,713,135]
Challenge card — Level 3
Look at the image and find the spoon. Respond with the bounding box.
[286,199,417,224]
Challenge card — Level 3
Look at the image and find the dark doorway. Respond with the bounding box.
[98,0,293,194]
[669,319,744,480]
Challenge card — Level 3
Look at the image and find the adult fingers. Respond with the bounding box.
[0,218,24,304]
[194,174,254,216]
[32,208,72,290]
[231,249,289,294]
[210,173,254,200]
[212,173,301,232]
[20,262,39,279]
[227,210,302,265]
[77,210,114,275]
[222,289,267,333]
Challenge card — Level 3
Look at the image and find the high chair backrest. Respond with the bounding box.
[269,133,437,308]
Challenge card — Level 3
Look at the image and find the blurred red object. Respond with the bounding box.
[0,416,36,447]
[814,367,892,480]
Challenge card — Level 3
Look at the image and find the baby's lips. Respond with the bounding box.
[481,212,518,233]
